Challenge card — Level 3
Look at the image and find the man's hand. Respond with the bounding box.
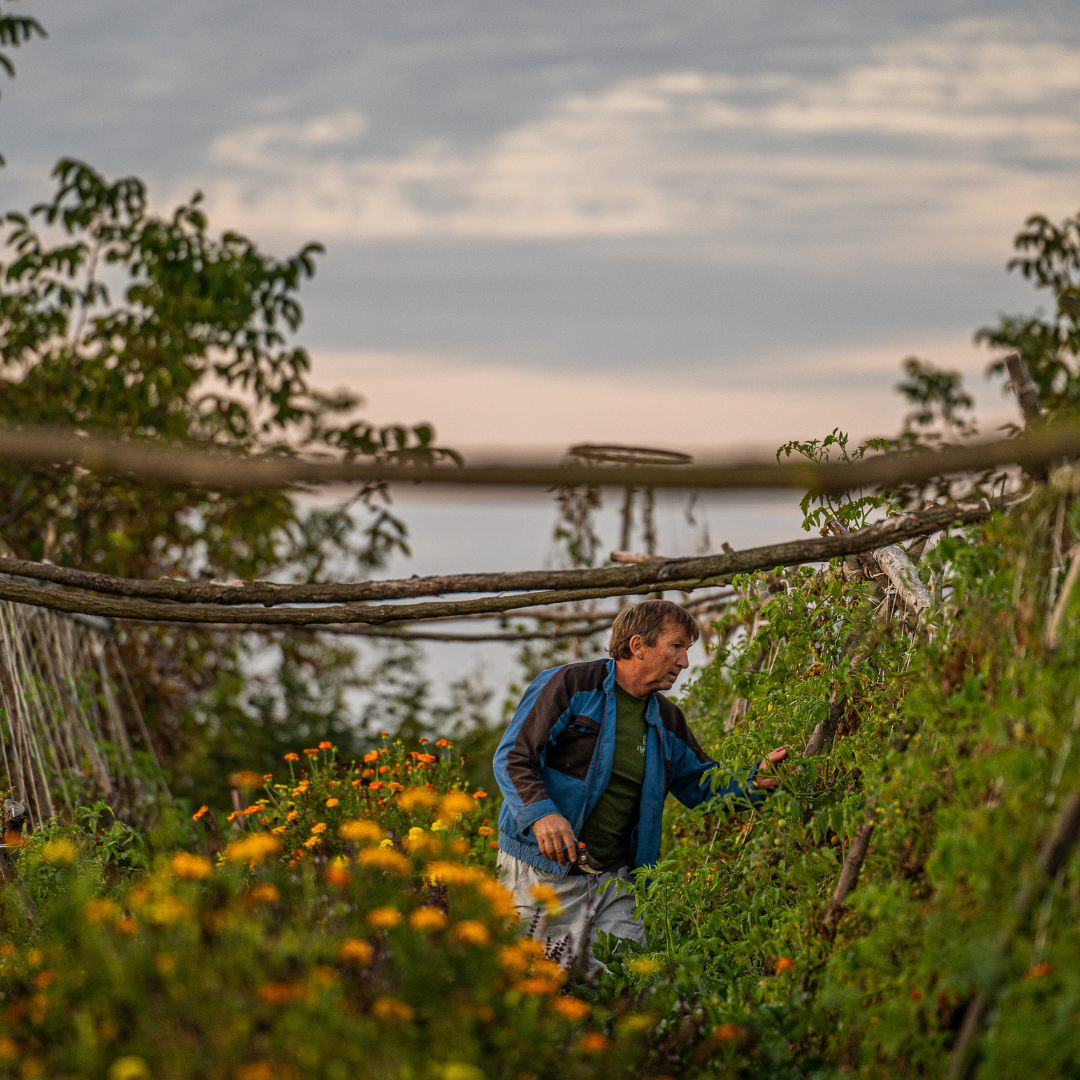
[532,813,578,865]
[754,746,789,790]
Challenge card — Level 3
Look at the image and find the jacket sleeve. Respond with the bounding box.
[493,666,572,831]
[663,701,766,812]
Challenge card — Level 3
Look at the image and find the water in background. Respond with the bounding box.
[373,488,808,717]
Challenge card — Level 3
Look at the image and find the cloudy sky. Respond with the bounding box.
[5,0,1079,457]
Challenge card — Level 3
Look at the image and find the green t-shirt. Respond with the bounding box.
[578,684,649,871]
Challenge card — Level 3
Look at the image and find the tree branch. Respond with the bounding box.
[0,502,989,610]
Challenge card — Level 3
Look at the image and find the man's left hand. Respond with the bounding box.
[754,746,789,790]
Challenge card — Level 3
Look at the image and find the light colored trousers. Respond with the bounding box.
[496,850,646,972]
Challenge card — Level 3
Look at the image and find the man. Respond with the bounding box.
[493,599,787,970]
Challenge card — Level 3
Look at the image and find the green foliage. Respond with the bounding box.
[0,2,44,165]
[0,160,458,805]
[977,205,1080,415]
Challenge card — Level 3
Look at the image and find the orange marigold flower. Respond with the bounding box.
[325,858,351,887]
[0,1038,16,1060]
[398,787,438,811]
[415,753,437,764]
[271,825,287,835]
[246,883,280,904]
[369,781,384,791]
[318,741,333,750]
[1026,963,1054,980]
[489,841,500,850]
[372,997,413,1023]
[368,906,402,929]
[550,997,590,1021]
[410,906,449,931]
[379,731,390,738]
[910,988,924,1003]
[363,751,379,763]
[258,982,308,1005]
[774,956,796,974]
[339,938,373,965]
[229,770,264,788]
[311,823,327,834]
[303,836,321,849]
[117,917,138,935]
[473,790,488,799]
[435,739,451,748]
[451,920,490,946]
[388,782,404,792]
[303,748,318,756]
[516,977,561,995]
[284,753,299,762]
[192,805,209,821]
[577,1034,610,1054]
[478,826,495,837]
[84,899,118,924]
[378,765,390,774]
[358,847,410,875]
[172,852,213,879]
[530,884,561,913]
[325,798,339,808]
[478,879,518,920]
[340,819,384,844]
[713,1023,744,1042]
[440,790,475,812]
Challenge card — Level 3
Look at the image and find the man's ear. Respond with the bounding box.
[629,633,646,660]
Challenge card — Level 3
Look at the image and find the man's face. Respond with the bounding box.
[627,621,692,693]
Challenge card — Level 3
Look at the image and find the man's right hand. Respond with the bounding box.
[532,813,578,865]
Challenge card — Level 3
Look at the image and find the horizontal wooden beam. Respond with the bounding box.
[0,502,989,625]
[0,421,1075,495]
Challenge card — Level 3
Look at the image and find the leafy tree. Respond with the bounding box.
[0,160,456,805]
[0,1,44,165]
[977,206,1080,414]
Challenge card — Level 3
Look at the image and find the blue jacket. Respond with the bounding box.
[494,658,764,877]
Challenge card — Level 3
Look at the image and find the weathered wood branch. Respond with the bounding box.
[0,503,988,614]
[0,420,1078,493]
[1005,352,1044,426]
[820,802,877,940]
[873,543,933,617]
[1044,544,1080,651]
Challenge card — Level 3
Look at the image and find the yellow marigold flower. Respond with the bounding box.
[550,997,590,1021]
[425,861,484,887]
[271,825,287,835]
[368,906,402,929]
[171,852,213,879]
[628,957,661,978]
[497,945,528,974]
[84,899,118,924]
[42,838,78,865]
[577,1034,610,1054]
[529,884,562,914]
[341,819,385,844]
[108,1056,149,1080]
[451,920,490,946]
[405,829,441,856]
[431,818,448,832]
[339,938,373,966]
[192,805,209,821]
[478,879,518,920]
[225,834,281,864]
[409,906,449,931]
[397,786,438,811]
[379,837,394,848]
[477,825,495,837]
[311,822,327,835]
[246,883,279,904]
[303,836,321,849]
[325,798,339,808]
[286,811,299,822]
[358,847,410,875]
[372,997,414,1023]
[439,791,476,817]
